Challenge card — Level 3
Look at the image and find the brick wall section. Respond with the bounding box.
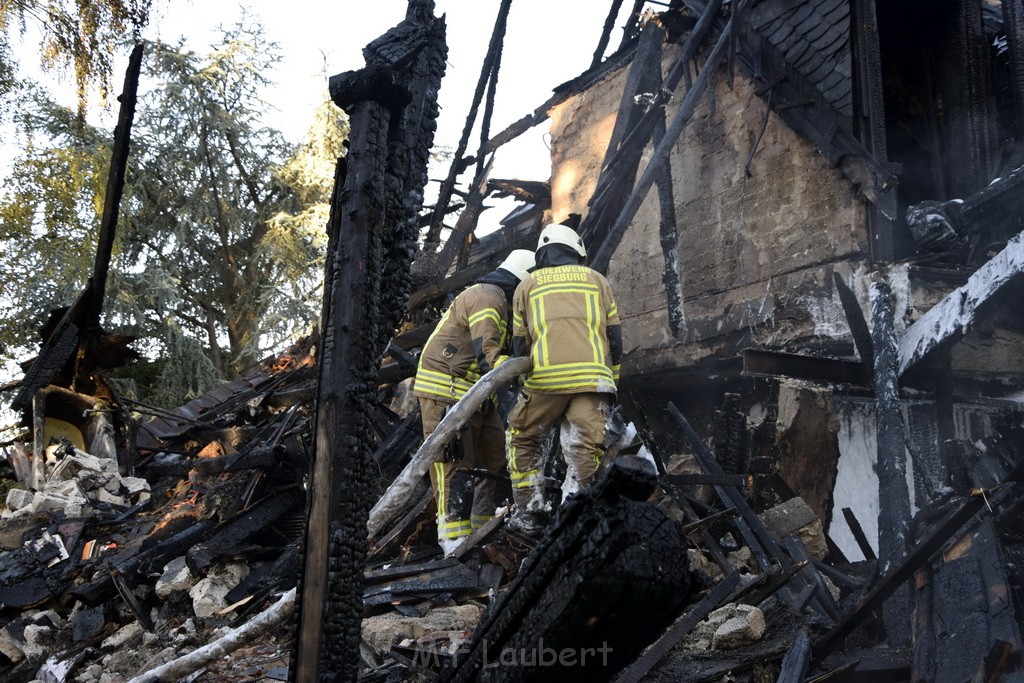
[547,45,869,378]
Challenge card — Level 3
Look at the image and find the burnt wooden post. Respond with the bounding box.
[294,3,446,679]
[11,44,144,414]
[1002,0,1024,143]
[850,0,896,261]
[869,279,911,646]
[86,43,144,330]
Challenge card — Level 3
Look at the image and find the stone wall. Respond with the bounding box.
[547,44,869,379]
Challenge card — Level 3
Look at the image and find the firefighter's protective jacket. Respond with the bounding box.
[512,264,620,394]
[413,283,510,402]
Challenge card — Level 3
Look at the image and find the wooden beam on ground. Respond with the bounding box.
[778,631,813,683]
[811,491,988,665]
[898,229,1024,375]
[613,572,741,682]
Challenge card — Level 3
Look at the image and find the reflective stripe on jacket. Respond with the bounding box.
[413,283,510,401]
[512,265,620,394]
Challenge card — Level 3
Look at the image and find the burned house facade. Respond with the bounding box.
[536,0,1024,566]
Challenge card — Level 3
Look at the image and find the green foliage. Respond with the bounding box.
[0,0,153,116]
[0,89,111,351]
[0,18,346,408]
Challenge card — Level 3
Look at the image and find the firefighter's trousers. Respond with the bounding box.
[505,391,611,511]
[420,396,506,541]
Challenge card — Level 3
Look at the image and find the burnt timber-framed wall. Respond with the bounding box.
[548,43,869,382]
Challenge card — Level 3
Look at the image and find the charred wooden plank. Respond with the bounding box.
[667,402,789,568]
[842,506,876,561]
[111,567,154,631]
[832,271,873,368]
[899,229,1024,376]
[679,506,740,536]
[665,473,747,487]
[659,482,732,572]
[451,507,508,560]
[72,518,217,606]
[448,458,692,681]
[742,348,869,385]
[811,491,988,664]
[186,488,303,574]
[614,572,741,683]
[591,18,734,273]
[369,486,433,557]
[778,630,812,683]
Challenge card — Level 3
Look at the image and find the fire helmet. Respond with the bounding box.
[537,223,587,258]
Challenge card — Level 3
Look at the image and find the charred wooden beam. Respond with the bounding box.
[12,47,144,413]
[742,349,869,385]
[811,491,988,664]
[667,402,788,567]
[841,507,877,561]
[665,473,747,487]
[659,482,731,572]
[832,272,873,368]
[898,229,1024,375]
[653,80,685,338]
[592,0,626,69]
[614,572,741,683]
[1002,0,1024,144]
[296,100,385,682]
[778,631,812,683]
[328,64,411,111]
[424,0,511,245]
[186,488,303,573]
[944,0,1000,198]
[87,42,143,329]
[451,507,508,560]
[591,17,733,273]
[913,516,1024,680]
[369,485,432,556]
[72,519,217,607]
[870,280,912,646]
[296,5,446,676]
[448,457,693,681]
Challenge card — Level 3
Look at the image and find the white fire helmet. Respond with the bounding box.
[537,223,586,258]
[497,249,537,282]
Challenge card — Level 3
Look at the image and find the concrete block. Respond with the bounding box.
[101,622,143,650]
[711,605,765,650]
[122,477,150,496]
[90,488,128,507]
[5,489,34,511]
[21,623,52,659]
[156,556,195,599]
[189,562,248,619]
[0,620,26,662]
[759,496,828,561]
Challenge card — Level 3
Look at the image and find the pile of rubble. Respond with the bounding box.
[0,329,1021,682]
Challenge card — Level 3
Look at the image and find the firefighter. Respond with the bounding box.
[505,223,622,535]
[412,249,536,551]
